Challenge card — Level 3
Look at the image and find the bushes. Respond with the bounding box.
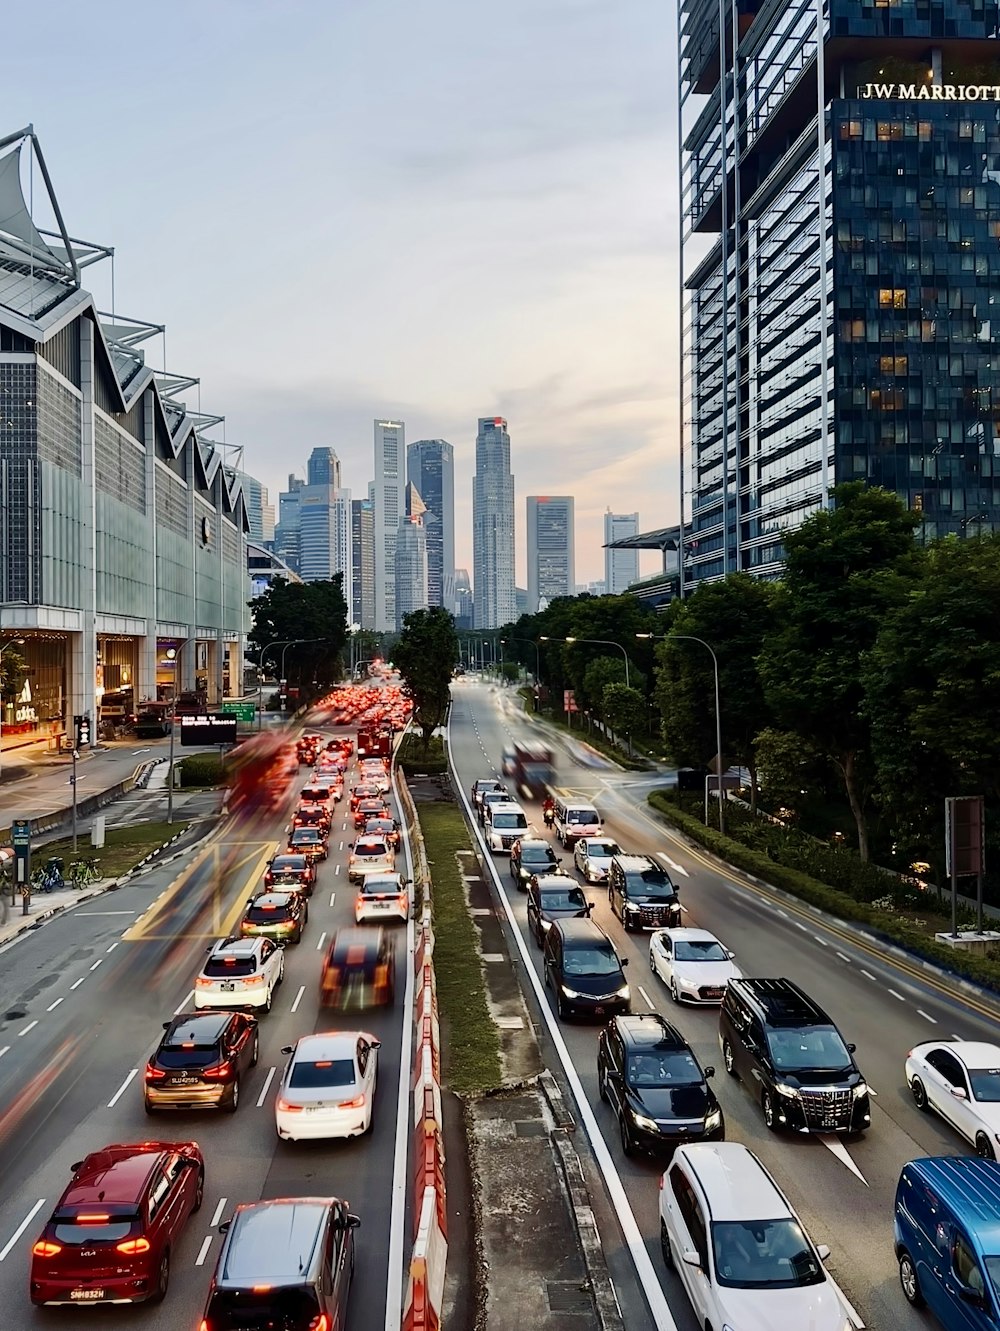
[177,754,225,787]
[396,732,448,776]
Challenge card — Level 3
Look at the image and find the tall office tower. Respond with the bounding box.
[395,483,429,630]
[526,496,575,613]
[680,0,1000,585]
[472,417,516,629]
[239,473,275,546]
[350,497,376,628]
[406,439,455,609]
[306,447,341,488]
[275,474,305,573]
[453,568,473,630]
[298,484,352,587]
[373,420,405,631]
[604,511,639,594]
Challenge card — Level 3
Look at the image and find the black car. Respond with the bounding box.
[543,918,630,1020]
[527,874,591,944]
[719,977,871,1134]
[264,853,316,894]
[608,855,681,931]
[597,1013,723,1157]
[144,1010,259,1113]
[510,837,562,888]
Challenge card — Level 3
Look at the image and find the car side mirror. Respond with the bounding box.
[951,1086,968,1100]
[681,1249,701,1269]
[348,843,355,850]
[847,1042,857,1053]
[726,949,735,960]
[347,1213,361,1229]
[218,1219,232,1235]
[371,1040,382,1050]
[70,1160,83,1172]
[704,1066,715,1079]
[620,957,629,968]
[816,1243,831,1262]
[162,1021,172,1030]
[281,1045,294,1055]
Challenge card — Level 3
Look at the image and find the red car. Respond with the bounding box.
[30,1140,204,1306]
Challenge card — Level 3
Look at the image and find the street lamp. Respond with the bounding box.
[501,637,541,684]
[547,636,633,751]
[255,638,323,731]
[166,639,189,826]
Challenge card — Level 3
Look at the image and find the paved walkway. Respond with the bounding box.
[0,878,118,948]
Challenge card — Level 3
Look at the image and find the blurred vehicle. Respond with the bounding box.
[300,777,339,808]
[904,1040,1000,1157]
[649,928,740,1004]
[275,1031,381,1140]
[358,759,390,793]
[226,732,294,816]
[195,937,284,1013]
[263,853,315,894]
[357,726,392,760]
[510,837,562,888]
[507,740,555,799]
[347,836,395,882]
[574,837,621,883]
[527,875,592,944]
[364,815,400,850]
[355,871,410,923]
[134,702,172,738]
[239,891,308,945]
[350,783,382,811]
[144,1011,258,1113]
[287,826,329,862]
[353,796,389,829]
[29,1140,204,1306]
[553,798,602,848]
[320,927,396,1008]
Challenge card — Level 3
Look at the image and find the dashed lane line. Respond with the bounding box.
[836,952,852,964]
[256,1067,276,1108]
[69,977,85,991]
[637,985,655,1009]
[195,1236,213,1267]
[107,1068,138,1108]
[888,989,906,1002]
[210,1197,228,1227]
[290,985,306,1014]
[316,931,327,951]
[46,998,63,1012]
[917,1009,938,1024]
[174,990,195,1014]
[17,1021,37,1038]
[0,1199,46,1262]
[860,969,877,982]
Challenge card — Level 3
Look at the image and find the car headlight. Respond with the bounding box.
[625,903,640,914]
[561,986,583,999]
[704,1108,723,1130]
[853,1081,869,1099]
[774,1082,799,1098]
[633,1112,658,1132]
[615,984,631,999]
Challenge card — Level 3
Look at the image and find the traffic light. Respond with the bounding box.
[74,714,91,747]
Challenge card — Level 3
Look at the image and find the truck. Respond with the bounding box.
[357,726,392,760]
[174,688,208,718]
[507,740,555,799]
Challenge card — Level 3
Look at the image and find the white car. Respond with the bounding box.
[906,1040,1000,1158]
[194,936,284,1013]
[649,927,740,1004]
[574,838,621,883]
[348,835,395,882]
[486,802,530,853]
[359,762,390,794]
[356,872,410,923]
[275,1031,380,1140]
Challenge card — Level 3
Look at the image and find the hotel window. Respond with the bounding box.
[840,120,863,139]
[879,355,908,374]
[876,122,903,141]
[879,288,907,308]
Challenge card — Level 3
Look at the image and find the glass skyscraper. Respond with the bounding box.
[473,417,516,629]
[680,0,1000,585]
[406,439,455,609]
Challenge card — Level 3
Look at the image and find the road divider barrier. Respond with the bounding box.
[403,1186,447,1331]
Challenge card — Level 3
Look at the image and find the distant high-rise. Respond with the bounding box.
[526,496,575,614]
[453,568,473,630]
[395,483,429,630]
[299,483,352,589]
[307,447,341,488]
[604,511,640,594]
[472,417,515,629]
[240,473,275,546]
[373,420,405,631]
[275,473,305,573]
[407,439,455,609]
[351,498,376,628]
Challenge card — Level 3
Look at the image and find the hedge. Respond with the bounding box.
[396,732,448,776]
[177,753,225,787]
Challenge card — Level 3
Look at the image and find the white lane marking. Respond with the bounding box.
[656,853,689,877]
[46,998,64,1012]
[174,990,195,1014]
[334,864,341,876]
[888,989,905,1002]
[836,952,852,963]
[917,1009,938,1024]
[106,942,119,953]
[868,1086,878,1097]
[75,911,134,916]
[776,908,788,917]
[819,1134,869,1185]
[210,1197,228,1227]
[860,969,877,982]
[0,1198,46,1261]
[814,936,829,948]
[290,985,305,1013]
[107,1069,138,1108]
[256,1066,276,1108]
[89,959,103,971]
[952,1033,963,1041]
[316,931,327,951]
[794,921,809,932]
[195,1235,213,1266]
[329,891,337,906]
[0,1046,8,1059]
[17,1020,37,1038]
[339,841,344,852]
[637,985,655,1009]
[70,977,85,990]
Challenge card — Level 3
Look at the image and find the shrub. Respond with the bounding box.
[178,754,225,787]
[396,732,448,776]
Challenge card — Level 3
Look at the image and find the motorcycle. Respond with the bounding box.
[543,807,555,830]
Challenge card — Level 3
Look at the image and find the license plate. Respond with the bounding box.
[172,1075,197,1084]
[369,901,392,910]
[221,982,235,991]
[705,988,723,999]
[71,1290,104,1301]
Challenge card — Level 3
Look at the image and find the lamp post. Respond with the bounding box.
[166,639,188,826]
[279,638,324,711]
[501,637,541,684]
[543,636,634,750]
[255,639,319,731]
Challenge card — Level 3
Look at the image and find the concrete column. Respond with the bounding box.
[215,474,226,702]
[139,389,158,704]
[72,319,99,733]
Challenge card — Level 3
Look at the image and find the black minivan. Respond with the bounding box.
[201,1196,359,1330]
[543,917,630,1020]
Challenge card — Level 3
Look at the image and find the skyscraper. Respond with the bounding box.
[298,483,352,588]
[453,568,473,630]
[526,496,575,613]
[373,420,404,631]
[395,482,429,630]
[274,474,305,573]
[239,473,275,546]
[406,439,455,609]
[472,417,515,629]
[604,511,639,594]
[351,497,375,628]
[307,447,341,488]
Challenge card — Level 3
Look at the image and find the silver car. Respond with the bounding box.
[574,837,621,883]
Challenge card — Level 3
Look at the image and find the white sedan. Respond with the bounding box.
[906,1041,1000,1158]
[356,872,410,923]
[194,936,284,1013]
[573,838,621,883]
[649,927,740,1004]
[275,1031,380,1141]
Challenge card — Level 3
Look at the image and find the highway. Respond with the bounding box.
[0,724,412,1330]
[449,676,1000,1331]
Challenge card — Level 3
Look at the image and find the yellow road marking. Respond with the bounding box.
[123,838,278,942]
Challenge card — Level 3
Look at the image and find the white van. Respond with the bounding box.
[553,797,601,849]
[485,801,530,854]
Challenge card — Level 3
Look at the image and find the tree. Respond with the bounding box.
[582,657,627,716]
[757,483,922,858]
[248,577,349,698]
[1,643,26,707]
[602,683,645,741]
[393,607,459,747]
[753,727,825,817]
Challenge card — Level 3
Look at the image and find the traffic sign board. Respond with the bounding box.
[220,702,255,723]
[11,819,30,847]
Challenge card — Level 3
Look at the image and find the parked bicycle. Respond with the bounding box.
[67,858,101,887]
[30,858,65,893]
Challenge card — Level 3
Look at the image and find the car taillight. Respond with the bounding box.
[195,977,213,987]
[116,1237,151,1255]
[338,1093,365,1109]
[310,1315,332,1331]
[397,892,408,908]
[202,1060,233,1080]
[241,974,264,986]
[199,1321,209,1331]
[32,1240,61,1257]
[276,1097,303,1112]
[145,1064,166,1081]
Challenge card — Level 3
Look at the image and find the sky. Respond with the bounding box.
[3,0,679,586]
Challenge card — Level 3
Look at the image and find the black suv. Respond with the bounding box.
[597,1013,723,1157]
[719,978,871,1134]
[527,874,591,944]
[608,855,681,931]
[510,837,562,888]
[543,918,630,1020]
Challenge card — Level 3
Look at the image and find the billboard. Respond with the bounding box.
[179,714,239,747]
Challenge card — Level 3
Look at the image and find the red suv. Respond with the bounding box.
[30,1140,204,1306]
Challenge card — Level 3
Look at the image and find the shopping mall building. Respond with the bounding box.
[0,126,249,748]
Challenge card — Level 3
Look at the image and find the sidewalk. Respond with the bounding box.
[0,878,118,948]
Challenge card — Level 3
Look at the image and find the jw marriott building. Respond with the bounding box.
[680,0,1000,584]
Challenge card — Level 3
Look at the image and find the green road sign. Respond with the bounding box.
[220,702,256,723]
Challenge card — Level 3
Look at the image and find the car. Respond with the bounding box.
[355,871,410,923]
[350,783,382,811]
[287,826,329,861]
[510,836,562,888]
[479,787,512,826]
[553,798,602,848]
[239,890,308,945]
[199,1196,358,1331]
[194,936,284,1013]
[275,1031,381,1141]
[719,977,871,1134]
[485,801,530,853]
[598,1013,724,1156]
[543,917,630,1021]
[292,804,332,834]
[144,1010,258,1113]
[263,853,316,893]
[659,1143,848,1331]
[29,1140,204,1307]
[347,835,395,882]
[527,875,592,944]
[353,796,390,829]
[905,1040,1000,1158]
[321,927,396,1008]
[358,763,390,794]
[574,837,621,883]
[364,815,401,850]
[301,778,339,807]
[471,777,506,809]
[649,927,741,1004]
[608,855,682,931]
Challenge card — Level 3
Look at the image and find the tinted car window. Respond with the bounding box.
[969,1068,1000,1101]
[54,1219,136,1244]
[563,945,621,977]
[623,870,675,898]
[205,956,256,977]
[674,939,728,962]
[712,1219,825,1289]
[246,902,294,922]
[766,1025,852,1072]
[355,842,388,857]
[627,1050,702,1087]
[289,1059,355,1088]
[205,1287,322,1330]
[492,813,527,829]
[567,809,597,824]
[539,887,587,911]
[156,1045,220,1068]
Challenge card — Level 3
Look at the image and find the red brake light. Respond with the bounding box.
[200,1320,210,1331]
[32,1240,61,1257]
[310,1315,332,1331]
[338,1094,365,1109]
[202,1060,233,1080]
[116,1236,151,1254]
[145,1064,167,1081]
[315,1060,333,1068]
[76,1213,111,1223]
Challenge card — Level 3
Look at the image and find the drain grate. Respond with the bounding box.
[513,1119,546,1138]
[546,1281,592,1312]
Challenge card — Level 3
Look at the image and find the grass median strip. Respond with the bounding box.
[416,800,502,1095]
[38,820,189,879]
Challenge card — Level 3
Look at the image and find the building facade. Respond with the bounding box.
[298,483,352,588]
[406,438,455,609]
[274,473,304,573]
[472,416,516,628]
[395,483,429,629]
[240,472,275,546]
[453,567,473,629]
[306,447,340,488]
[526,495,575,612]
[372,419,404,631]
[351,497,375,628]
[681,0,1000,585]
[604,510,639,593]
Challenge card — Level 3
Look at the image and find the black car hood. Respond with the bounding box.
[628,1084,713,1120]
[562,970,625,996]
[775,1067,862,1090]
[627,892,679,905]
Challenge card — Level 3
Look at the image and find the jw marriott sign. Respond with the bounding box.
[860,82,1000,101]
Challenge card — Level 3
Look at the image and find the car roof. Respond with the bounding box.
[677,1144,792,1222]
[354,837,388,849]
[904,1158,1000,1248]
[519,839,552,851]
[617,1013,687,1050]
[165,1011,232,1045]
[62,1145,172,1208]
[221,1199,334,1285]
[292,1032,361,1061]
[331,929,383,961]
[535,874,578,891]
[948,1042,1000,1069]
[581,838,616,850]
[613,854,660,871]
[209,937,263,957]
[660,927,720,944]
[490,802,525,814]
[556,917,611,946]
[736,978,828,1026]
[250,891,296,907]
[272,853,308,864]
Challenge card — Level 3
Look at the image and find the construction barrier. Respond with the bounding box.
[403,1186,448,1331]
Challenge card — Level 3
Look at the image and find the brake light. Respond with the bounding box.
[116,1237,151,1254]
[77,1213,111,1223]
[398,892,408,907]
[145,1065,167,1081]
[338,1094,365,1109]
[202,1060,233,1080]
[32,1240,61,1257]
[195,977,213,987]
[310,1315,332,1331]
[241,975,264,986]
[276,1098,303,1112]
[199,1321,209,1331]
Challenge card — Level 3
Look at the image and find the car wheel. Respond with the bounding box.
[619,1113,635,1158]
[277,958,285,985]
[143,1096,155,1116]
[648,951,656,974]
[226,1079,241,1112]
[660,1220,674,1269]
[557,992,569,1021]
[192,1167,204,1213]
[722,1040,737,1077]
[899,1250,925,1307]
[762,1090,778,1131]
[669,977,681,1004]
[977,1133,996,1160]
[263,988,272,1015]
[250,1032,259,1067]
[151,1251,170,1303]
[909,1076,927,1111]
[598,1063,609,1103]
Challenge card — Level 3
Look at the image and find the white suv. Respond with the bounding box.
[355,872,410,923]
[485,801,530,854]
[659,1143,850,1331]
[194,936,284,1013]
[348,835,395,882]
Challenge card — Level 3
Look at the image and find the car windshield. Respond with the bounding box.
[626,872,675,899]
[522,845,554,863]
[291,830,320,843]
[767,1025,852,1072]
[674,939,729,963]
[970,1069,1000,1102]
[246,903,292,922]
[289,1058,356,1088]
[355,843,388,857]
[362,878,399,895]
[587,841,619,858]
[204,956,256,977]
[493,813,527,829]
[568,810,598,824]
[984,1256,1000,1298]
[627,1049,702,1087]
[711,1219,825,1289]
[563,945,621,977]
[540,888,587,911]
